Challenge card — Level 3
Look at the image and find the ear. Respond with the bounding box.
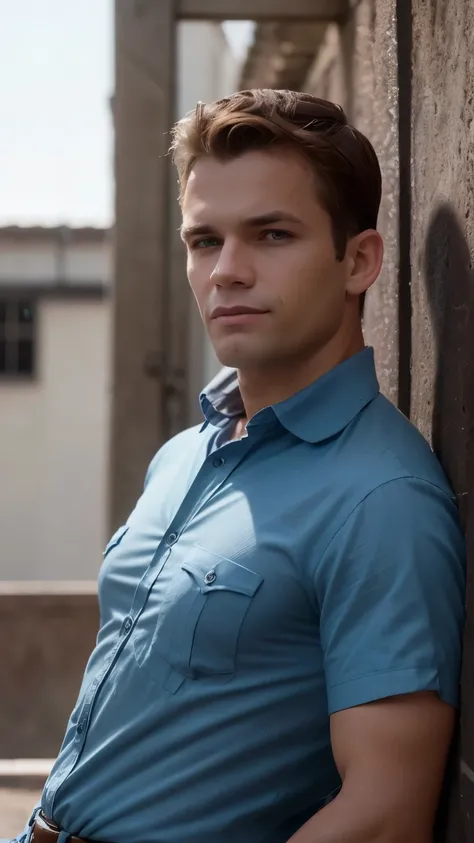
[345,230,384,297]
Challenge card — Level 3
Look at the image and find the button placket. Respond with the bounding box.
[153,443,252,584]
[45,433,260,820]
[122,616,133,634]
[48,557,164,816]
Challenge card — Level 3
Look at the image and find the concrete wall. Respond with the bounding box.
[0,584,99,758]
[410,1,474,447]
[304,0,474,838]
[410,4,474,839]
[111,12,240,528]
[304,0,400,405]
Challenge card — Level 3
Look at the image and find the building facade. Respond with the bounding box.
[0,21,238,581]
[0,227,112,580]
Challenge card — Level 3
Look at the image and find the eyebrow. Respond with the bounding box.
[180,211,304,242]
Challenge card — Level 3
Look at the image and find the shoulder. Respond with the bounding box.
[307,393,456,562]
[144,423,206,488]
[340,392,454,500]
[315,473,465,615]
[311,394,465,580]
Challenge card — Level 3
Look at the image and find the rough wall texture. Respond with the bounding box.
[0,588,99,758]
[304,0,400,403]
[411,3,474,839]
[305,24,350,109]
[411,1,474,445]
[306,2,474,836]
[353,0,400,407]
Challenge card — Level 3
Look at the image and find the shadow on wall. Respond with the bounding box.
[425,203,474,843]
[425,203,474,522]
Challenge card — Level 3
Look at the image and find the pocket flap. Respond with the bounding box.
[182,552,263,597]
[103,524,129,557]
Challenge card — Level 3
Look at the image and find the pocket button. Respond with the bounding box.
[204,570,217,585]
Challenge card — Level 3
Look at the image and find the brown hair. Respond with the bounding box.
[170,89,382,262]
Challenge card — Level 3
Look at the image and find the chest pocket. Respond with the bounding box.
[145,547,263,679]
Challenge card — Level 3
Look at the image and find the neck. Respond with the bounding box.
[237,324,365,422]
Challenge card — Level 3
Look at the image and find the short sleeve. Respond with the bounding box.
[315,477,466,714]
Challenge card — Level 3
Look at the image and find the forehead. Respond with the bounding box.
[181,148,323,225]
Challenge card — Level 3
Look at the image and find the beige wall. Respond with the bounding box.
[0,296,111,580]
[178,22,238,117]
[0,238,111,287]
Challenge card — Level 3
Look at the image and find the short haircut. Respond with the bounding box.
[171,88,382,262]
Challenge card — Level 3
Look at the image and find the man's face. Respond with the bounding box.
[181,148,353,371]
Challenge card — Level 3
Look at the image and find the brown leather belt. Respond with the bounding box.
[30,811,95,843]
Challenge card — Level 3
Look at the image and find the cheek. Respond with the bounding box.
[269,255,320,305]
[274,254,345,321]
[187,261,209,309]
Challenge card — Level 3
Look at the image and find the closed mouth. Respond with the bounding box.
[211,307,269,319]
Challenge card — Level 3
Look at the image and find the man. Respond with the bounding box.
[14,90,465,843]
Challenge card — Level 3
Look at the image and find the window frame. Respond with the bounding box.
[0,296,38,380]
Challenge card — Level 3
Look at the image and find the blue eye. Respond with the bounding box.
[263,229,292,242]
[192,237,220,250]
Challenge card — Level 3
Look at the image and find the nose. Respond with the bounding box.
[210,240,255,289]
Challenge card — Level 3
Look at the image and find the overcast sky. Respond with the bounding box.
[0,1,252,227]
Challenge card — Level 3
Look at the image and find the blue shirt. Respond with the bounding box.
[32,348,464,843]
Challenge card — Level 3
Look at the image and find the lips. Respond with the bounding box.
[211,306,268,319]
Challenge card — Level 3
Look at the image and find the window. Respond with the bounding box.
[0,299,36,377]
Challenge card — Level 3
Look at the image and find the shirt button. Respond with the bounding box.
[166,533,178,546]
[123,616,133,633]
[204,571,216,585]
[213,457,225,467]
[77,722,85,735]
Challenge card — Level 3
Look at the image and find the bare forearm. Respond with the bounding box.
[286,789,427,843]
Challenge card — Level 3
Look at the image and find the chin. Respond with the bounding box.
[212,339,273,370]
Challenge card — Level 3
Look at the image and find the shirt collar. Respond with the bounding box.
[199,347,380,444]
